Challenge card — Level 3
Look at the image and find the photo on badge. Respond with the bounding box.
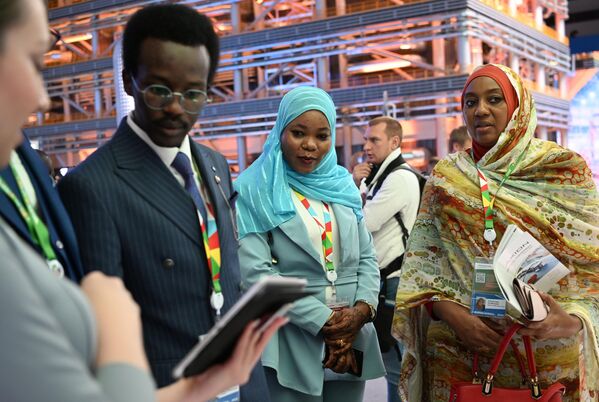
[470,257,506,318]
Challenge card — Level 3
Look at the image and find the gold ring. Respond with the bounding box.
[337,339,345,347]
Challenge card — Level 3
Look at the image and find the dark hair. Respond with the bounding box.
[448,126,470,150]
[369,116,403,142]
[0,0,23,51]
[122,4,220,84]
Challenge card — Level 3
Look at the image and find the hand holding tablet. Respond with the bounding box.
[172,276,315,379]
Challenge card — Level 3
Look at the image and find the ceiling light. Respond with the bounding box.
[62,33,93,43]
[348,59,411,73]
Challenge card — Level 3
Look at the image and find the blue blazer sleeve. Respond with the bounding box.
[354,217,380,308]
[238,231,333,336]
[58,171,123,277]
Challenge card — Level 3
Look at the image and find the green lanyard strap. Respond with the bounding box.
[0,162,57,261]
[474,148,527,245]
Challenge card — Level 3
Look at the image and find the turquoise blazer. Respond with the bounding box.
[239,203,385,396]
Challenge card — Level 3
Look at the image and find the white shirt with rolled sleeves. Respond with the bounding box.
[360,148,420,278]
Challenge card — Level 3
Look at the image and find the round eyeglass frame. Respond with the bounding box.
[131,78,211,114]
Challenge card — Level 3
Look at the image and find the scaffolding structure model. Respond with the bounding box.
[27,0,571,172]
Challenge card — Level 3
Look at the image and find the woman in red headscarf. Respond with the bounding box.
[393,64,599,401]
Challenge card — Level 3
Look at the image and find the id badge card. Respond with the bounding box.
[325,286,349,310]
[470,257,506,318]
[213,386,240,402]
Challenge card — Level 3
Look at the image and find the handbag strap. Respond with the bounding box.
[523,335,536,378]
[511,339,528,385]
[480,323,543,399]
[471,338,527,383]
[523,334,542,397]
[487,323,523,376]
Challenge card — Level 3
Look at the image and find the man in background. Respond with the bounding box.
[448,125,472,153]
[352,116,420,402]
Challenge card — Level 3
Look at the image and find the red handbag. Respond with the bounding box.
[449,323,566,401]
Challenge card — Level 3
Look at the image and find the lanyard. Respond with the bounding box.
[0,162,57,262]
[293,190,337,283]
[193,174,224,317]
[474,149,527,246]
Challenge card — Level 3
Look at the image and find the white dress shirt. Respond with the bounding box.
[127,113,209,225]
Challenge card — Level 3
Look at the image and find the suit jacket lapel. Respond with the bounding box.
[17,143,79,258]
[331,203,354,266]
[278,213,321,265]
[0,160,37,245]
[189,142,220,218]
[111,122,202,247]
[278,203,355,267]
[0,191,31,242]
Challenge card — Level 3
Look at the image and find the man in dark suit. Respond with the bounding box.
[0,140,83,281]
[57,5,269,399]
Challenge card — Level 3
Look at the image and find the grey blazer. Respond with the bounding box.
[0,219,155,402]
[238,204,385,396]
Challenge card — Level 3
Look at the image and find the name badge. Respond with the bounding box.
[214,386,240,402]
[325,286,349,310]
[470,257,506,318]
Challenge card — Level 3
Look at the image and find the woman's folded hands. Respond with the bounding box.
[321,304,370,373]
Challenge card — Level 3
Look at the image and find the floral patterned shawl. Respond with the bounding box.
[393,64,599,400]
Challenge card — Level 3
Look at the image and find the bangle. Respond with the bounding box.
[355,300,376,322]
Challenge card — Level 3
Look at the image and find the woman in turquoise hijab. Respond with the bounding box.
[235,86,385,401]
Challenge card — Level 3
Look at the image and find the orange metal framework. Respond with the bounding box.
[30,0,570,170]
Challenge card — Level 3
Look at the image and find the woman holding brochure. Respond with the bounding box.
[235,86,385,401]
[0,1,285,401]
[393,64,599,401]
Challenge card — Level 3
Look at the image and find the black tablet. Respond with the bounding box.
[172,276,315,379]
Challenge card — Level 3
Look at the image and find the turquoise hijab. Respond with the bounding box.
[234,86,362,239]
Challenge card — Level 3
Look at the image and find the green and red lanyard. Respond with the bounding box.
[293,190,337,285]
[192,171,224,318]
[0,158,64,277]
[475,149,527,250]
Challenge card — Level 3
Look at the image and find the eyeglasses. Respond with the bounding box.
[131,78,210,114]
[49,28,62,49]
